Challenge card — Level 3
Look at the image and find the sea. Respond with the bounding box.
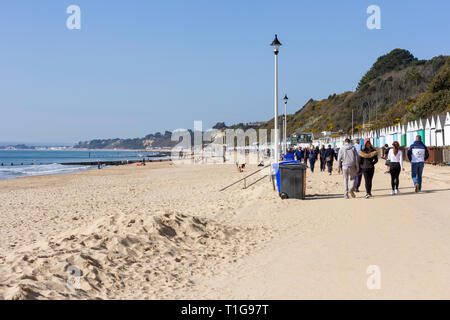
[0,150,163,180]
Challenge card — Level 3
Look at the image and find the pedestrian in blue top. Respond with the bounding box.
[295,147,302,161]
[407,135,429,192]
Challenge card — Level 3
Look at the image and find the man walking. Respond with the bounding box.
[353,139,362,192]
[319,145,326,172]
[324,144,337,175]
[338,138,360,199]
[407,135,429,192]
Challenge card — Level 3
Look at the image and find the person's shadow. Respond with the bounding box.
[304,188,450,200]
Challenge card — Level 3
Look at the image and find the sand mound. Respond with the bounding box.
[0,211,264,300]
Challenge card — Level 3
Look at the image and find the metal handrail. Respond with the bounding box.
[219,164,272,192]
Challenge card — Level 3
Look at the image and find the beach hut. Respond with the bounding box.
[406,122,414,146]
[435,115,445,147]
[380,128,386,146]
[377,130,381,147]
[417,119,425,143]
[425,118,431,146]
[430,116,436,146]
[400,124,407,147]
[369,130,375,146]
[389,126,395,146]
[445,113,450,146]
[413,121,419,142]
[393,125,399,143]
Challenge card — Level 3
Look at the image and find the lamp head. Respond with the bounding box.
[270,34,282,52]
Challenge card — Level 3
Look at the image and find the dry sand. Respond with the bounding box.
[0,159,449,299]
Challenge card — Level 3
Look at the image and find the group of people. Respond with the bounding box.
[291,145,338,174]
[285,135,430,199]
[337,135,429,199]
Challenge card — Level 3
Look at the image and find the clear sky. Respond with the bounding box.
[0,0,449,144]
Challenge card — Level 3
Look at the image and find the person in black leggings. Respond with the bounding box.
[358,140,378,198]
[389,162,401,191]
[386,141,404,195]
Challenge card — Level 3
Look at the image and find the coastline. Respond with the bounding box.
[0,161,449,299]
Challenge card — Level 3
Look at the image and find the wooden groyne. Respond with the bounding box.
[60,158,171,166]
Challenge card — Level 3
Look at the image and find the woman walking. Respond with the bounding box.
[358,140,378,198]
[387,141,404,195]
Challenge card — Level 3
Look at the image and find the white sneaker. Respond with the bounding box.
[394,189,398,195]
[391,191,395,195]
[396,189,400,194]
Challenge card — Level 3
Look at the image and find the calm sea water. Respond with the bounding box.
[0,150,158,180]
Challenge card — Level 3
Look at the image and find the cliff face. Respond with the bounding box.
[74,131,177,149]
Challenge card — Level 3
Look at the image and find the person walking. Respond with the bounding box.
[319,145,326,172]
[358,140,378,198]
[309,146,319,172]
[387,141,404,195]
[303,148,309,165]
[324,145,337,175]
[353,139,362,192]
[382,144,390,174]
[294,147,302,162]
[337,138,360,199]
[407,135,429,193]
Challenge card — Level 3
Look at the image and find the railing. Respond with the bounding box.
[219,164,272,192]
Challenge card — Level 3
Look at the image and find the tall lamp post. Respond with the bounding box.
[271,34,282,163]
[283,94,288,154]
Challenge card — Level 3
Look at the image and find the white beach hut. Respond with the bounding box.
[445,112,450,146]
[385,127,390,145]
[413,120,419,140]
[425,118,431,146]
[406,122,413,146]
[380,128,386,146]
[435,115,445,147]
[430,116,436,146]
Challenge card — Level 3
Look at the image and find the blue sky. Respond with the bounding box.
[0,0,449,144]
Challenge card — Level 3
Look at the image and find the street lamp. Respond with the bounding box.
[283,94,288,154]
[271,34,282,163]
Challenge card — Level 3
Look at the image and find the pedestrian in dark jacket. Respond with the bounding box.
[295,147,302,161]
[319,145,326,172]
[309,146,319,172]
[358,140,378,198]
[324,145,337,175]
[382,144,390,174]
[303,148,309,165]
[407,135,429,192]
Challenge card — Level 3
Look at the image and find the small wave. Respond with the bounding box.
[0,163,92,180]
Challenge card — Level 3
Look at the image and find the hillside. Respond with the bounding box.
[258,49,449,135]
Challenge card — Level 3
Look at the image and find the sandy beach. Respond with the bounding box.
[0,160,449,300]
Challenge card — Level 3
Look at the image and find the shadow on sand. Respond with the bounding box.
[304,187,450,200]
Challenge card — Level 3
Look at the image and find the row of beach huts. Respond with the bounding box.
[323,112,450,148]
